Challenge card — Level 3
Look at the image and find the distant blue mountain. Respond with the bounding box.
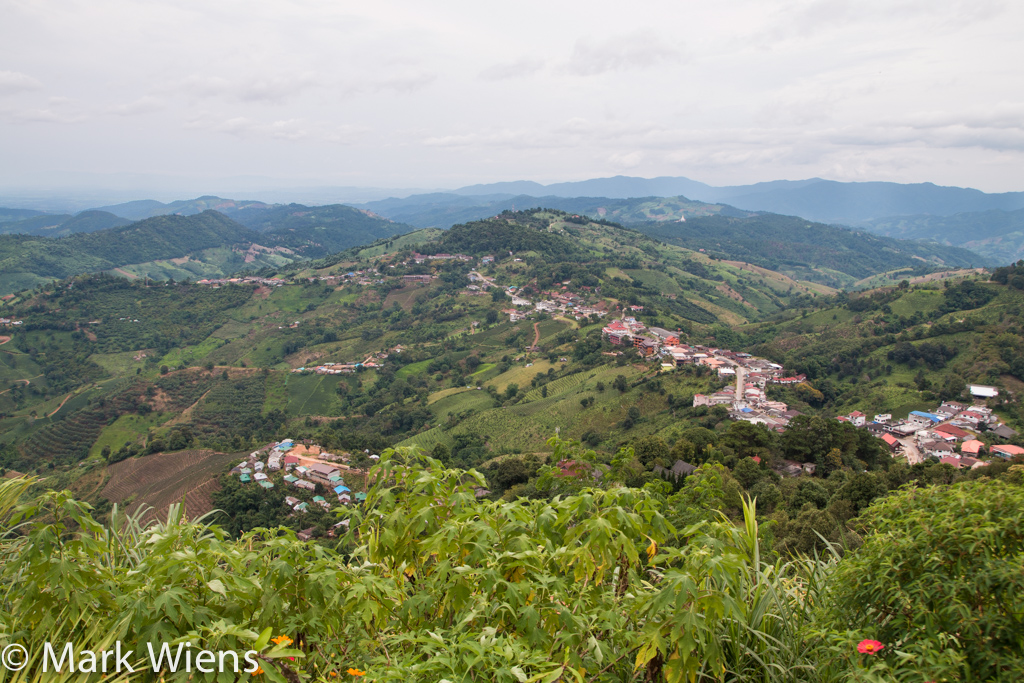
[451,176,1024,224]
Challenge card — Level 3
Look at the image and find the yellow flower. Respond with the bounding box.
[272,635,293,646]
[347,667,366,676]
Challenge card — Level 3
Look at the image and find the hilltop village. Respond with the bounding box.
[597,313,1017,473]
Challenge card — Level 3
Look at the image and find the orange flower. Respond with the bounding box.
[252,666,265,675]
[272,635,293,646]
[857,639,884,655]
[329,673,339,678]
[347,668,366,676]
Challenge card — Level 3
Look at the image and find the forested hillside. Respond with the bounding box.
[0,209,130,236]
[235,202,415,256]
[860,208,1024,262]
[635,213,987,288]
[0,211,261,292]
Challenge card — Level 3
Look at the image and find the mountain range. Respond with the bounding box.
[448,176,1024,225]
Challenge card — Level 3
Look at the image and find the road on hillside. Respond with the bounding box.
[898,438,923,465]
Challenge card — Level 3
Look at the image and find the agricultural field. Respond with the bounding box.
[285,373,345,416]
[88,412,170,458]
[520,370,596,402]
[428,388,495,423]
[101,448,241,522]
[159,336,226,368]
[486,359,556,393]
[427,387,473,405]
[89,349,155,377]
[623,268,682,295]
[396,359,431,379]
[394,425,454,452]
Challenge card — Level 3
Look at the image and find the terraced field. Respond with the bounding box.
[101,448,240,522]
[429,389,495,422]
[485,360,556,393]
[394,425,454,452]
[285,373,344,416]
[521,370,595,402]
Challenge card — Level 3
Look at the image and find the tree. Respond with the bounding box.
[613,375,628,393]
[430,442,451,464]
[819,448,844,478]
[831,471,883,513]
[775,507,844,556]
[788,478,829,510]
[721,421,776,461]
[485,309,499,325]
[732,457,764,490]
[633,435,669,465]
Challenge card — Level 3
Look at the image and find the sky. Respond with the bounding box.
[1,0,1023,199]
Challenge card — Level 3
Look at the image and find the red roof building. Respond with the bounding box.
[961,439,984,455]
[880,433,900,451]
[934,424,970,440]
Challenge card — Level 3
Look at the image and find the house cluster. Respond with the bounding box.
[232,439,368,507]
[505,289,608,322]
[292,357,381,374]
[196,276,288,287]
[846,400,1018,468]
[410,252,473,264]
[0,317,23,326]
[602,317,803,427]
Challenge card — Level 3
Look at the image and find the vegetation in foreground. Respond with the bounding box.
[0,447,1021,682]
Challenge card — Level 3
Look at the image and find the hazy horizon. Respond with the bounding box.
[3,1,1023,198]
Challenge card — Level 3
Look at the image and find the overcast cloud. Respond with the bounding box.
[0,0,1022,195]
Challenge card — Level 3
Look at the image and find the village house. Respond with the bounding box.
[934,424,971,441]
[921,440,954,458]
[880,433,902,453]
[654,460,696,481]
[961,439,985,456]
[307,462,341,484]
[648,327,680,346]
[991,444,1024,458]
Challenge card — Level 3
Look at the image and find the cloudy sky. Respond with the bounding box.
[2,0,1023,196]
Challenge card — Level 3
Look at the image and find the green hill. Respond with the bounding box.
[634,213,988,289]
[94,195,273,220]
[234,203,415,257]
[0,210,131,236]
[0,207,46,223]
[0,211,268,292]
[859,208,1024,264]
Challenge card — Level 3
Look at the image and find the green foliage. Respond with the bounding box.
[434,217,584,259]
[234,203,415,257]
[0,211,257,289]
[636,213,985,286]
[818,479,1024,681]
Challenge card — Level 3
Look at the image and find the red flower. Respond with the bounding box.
[857,639,884,655]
